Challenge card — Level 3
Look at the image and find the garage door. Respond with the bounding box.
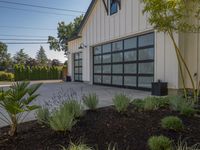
[93,32,154,90]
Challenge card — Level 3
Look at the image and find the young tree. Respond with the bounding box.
[13,49,29,65]
[0,42,12,70]
[142,0,200,102]
[36,46,48,66]
[48,15,83,55]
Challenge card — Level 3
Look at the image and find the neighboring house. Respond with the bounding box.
[68,0,200,92]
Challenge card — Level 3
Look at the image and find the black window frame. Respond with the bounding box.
[93,32,155,91]
[74,52,83,82]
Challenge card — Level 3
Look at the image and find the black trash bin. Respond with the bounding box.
[66,76,72,82]
[152,80,168,96]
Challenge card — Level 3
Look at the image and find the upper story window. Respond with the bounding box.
[110,0,118,15]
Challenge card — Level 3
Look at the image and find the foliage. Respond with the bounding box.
[48,15,83,55]
[62,142,93,150]
[49,104,77,132]
[143,96,169,111]
[25,57,38,67]
[0,42,12,70]
[148,135,172,150]
[180,104,196,117]
[63,100,83,118]
[13,49,29,65]
[0,81,42,136]
[169,96,196,117]
[0,71,14,81]
[36,107,50,125]
[161,116,184,131]
[36,46,48,66]
[175,139,200,150]
[51,59,61,66]
[83,93,99,110]
[113,94,130,113]
[142,0,200,102]
[132,99,145,110]
[14,65,61,81]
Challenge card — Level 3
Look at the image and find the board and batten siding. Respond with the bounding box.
[68,0,179,89]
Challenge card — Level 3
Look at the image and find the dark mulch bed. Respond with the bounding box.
[0,106,200,150]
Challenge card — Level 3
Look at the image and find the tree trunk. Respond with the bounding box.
[9,115,17,136]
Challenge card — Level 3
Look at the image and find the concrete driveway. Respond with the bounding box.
[0,81,150,127]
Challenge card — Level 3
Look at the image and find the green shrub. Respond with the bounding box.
[83,93,99,110]
[148,136,172,150]
[0,82,42,136]
[180,104,196,117]
[63,100,83,118]
[144,97,160,111]
[113,94,130,113]
[0,71,14,81]
[169,96,196,117]
[144,96,169,111]
[161,116,184,131]
[36,107,50,125]
[132,99,145,110]
[49,105,77,132]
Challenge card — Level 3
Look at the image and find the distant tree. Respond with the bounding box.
[13,49,29,65]
[48,15,83,55]
[51,59,60,66]
[25,57,38,68]
[36,46,48,66]
[0,42,12,70]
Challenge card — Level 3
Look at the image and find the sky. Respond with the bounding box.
[0,0,91,63]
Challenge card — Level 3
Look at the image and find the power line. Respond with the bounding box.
[0,34,49,38]
[0,25,56,31]
[4,42,50,44]
[0,0,85,13]
[0,39,48,41]
[0,5,78,16]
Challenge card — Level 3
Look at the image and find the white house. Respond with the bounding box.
[67,0,200,92]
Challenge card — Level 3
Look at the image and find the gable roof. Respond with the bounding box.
[77,0,97,35]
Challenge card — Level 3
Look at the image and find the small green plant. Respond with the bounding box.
[62,142,93,150]
[49,104,76,132]
[161,116,184,131]
[113,94,130,113]
[83,93,99,110]
[132,99,145,110]
[144,97,159,111]
[63,100,83,118]
[144,96,169,111]
[169,96,196,117]
[175,139,200,150]
[36,107,50,125]
[179,103,196,117]
[0,81,42,136]
[148,135,172,150]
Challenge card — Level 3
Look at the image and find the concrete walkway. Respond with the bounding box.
[0,82,150,127]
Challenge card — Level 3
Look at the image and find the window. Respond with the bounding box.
[110,0,118,15]
[74,52,82,82]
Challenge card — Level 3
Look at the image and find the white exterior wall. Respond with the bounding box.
[68,0,179,89]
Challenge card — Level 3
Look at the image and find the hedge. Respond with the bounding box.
[14,65,62,81]
[0,71,14,81]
